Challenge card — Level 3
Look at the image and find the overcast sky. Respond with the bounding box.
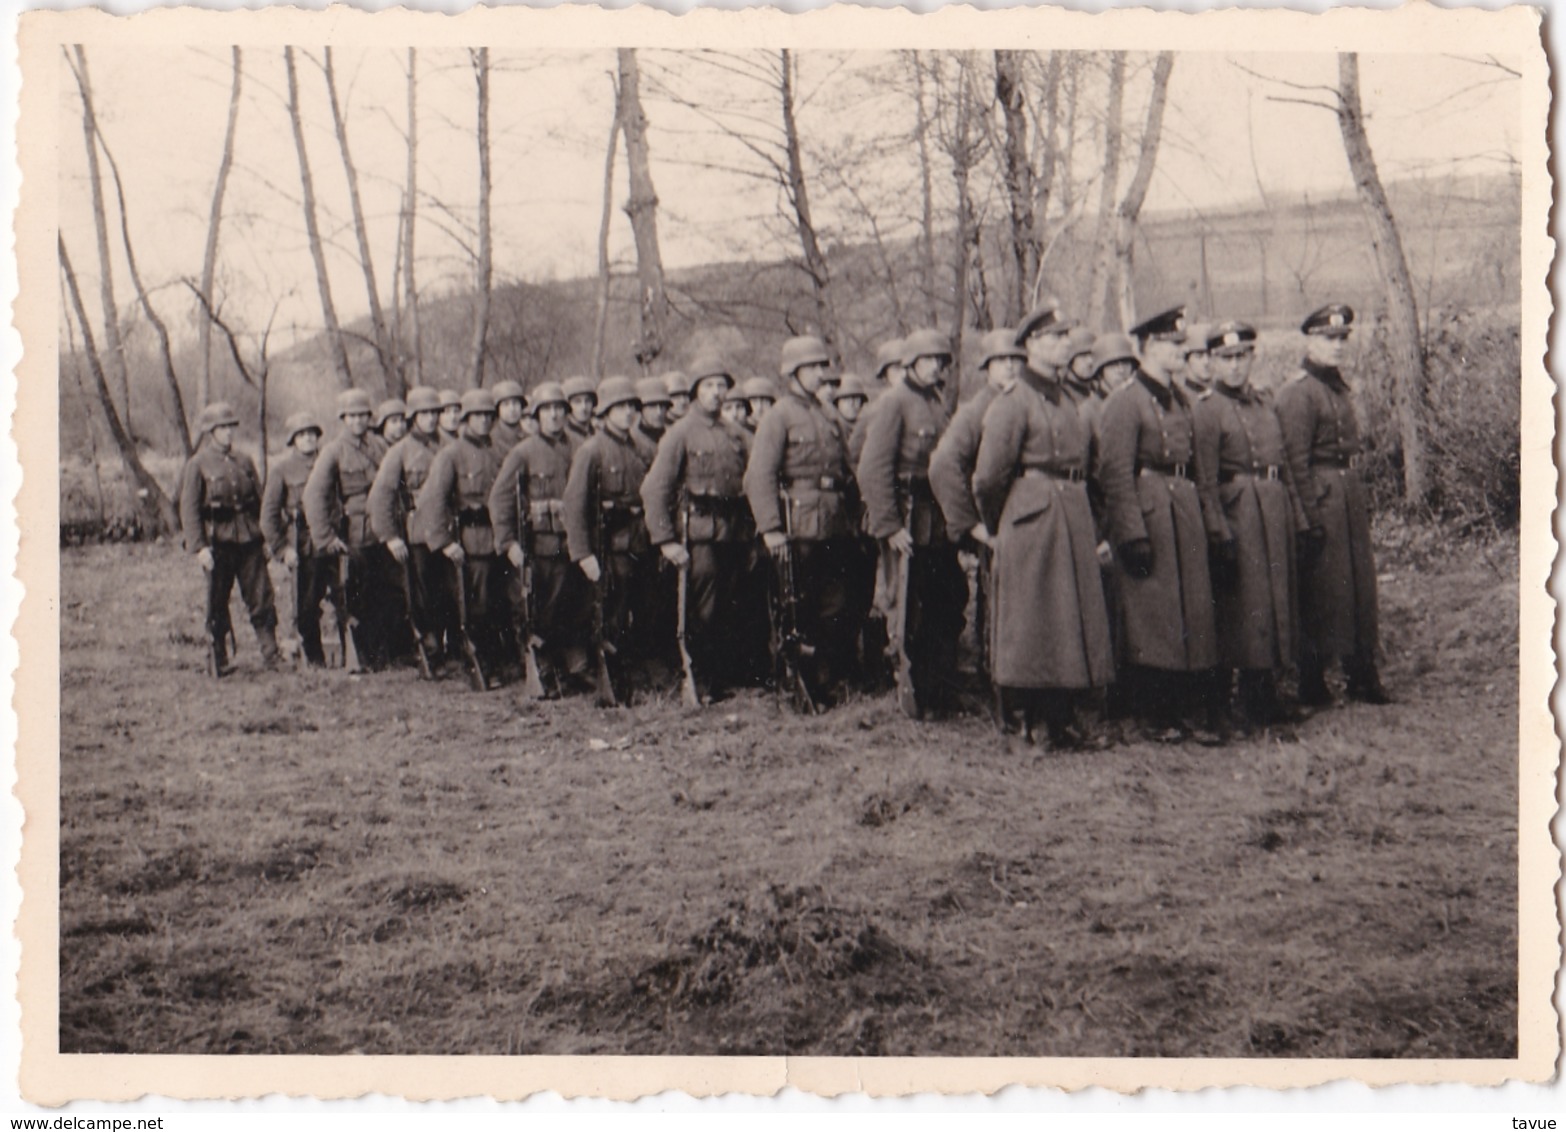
[56,45,1521,345]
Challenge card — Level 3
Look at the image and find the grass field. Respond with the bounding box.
[57,531,1518,1057]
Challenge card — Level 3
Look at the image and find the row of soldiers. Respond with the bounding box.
[178,298,1387,747]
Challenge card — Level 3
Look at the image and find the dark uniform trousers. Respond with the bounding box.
[517,537,591,682]
[599,505,656,685]
[206,541,277,645]
[446,513,509,675]
[681,498,756,691]
[780,533,857,696]
[290,529,335,667]
[896,485,967,712]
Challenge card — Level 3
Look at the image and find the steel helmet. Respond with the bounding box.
[492,378,526,404]
[283,411,322,445]
[405,387,442,415]
[561,375,598,404]
[902,328,953,367]
[1067,326,1097,361]
[1091,333,1138,375]
[635,377,673,406]
[437,388,463,411]
[459,388,497,418]
[874,338,906,379]
[833,373,870,402]
[723,382,751,405]
[742,376,780,402]
[374,398,407,429]
[778,335,831,378]
[528,382,568,413]
[977,328,1028,370]
[687,353,734,391]
[662,371,693,399]
[594,376,641,415]
[336,389,374,418]
[197,401,241,435]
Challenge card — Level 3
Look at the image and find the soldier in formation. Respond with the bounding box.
[191,299,1386,744]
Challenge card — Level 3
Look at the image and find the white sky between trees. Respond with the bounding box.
[56,46,1521,349]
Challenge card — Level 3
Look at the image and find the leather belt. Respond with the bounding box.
[529,499,565,521]
[202,505,238,520]
[457,508,492,528]
[600,500,644,516]
[1020,466,1085,482]
[786,476,844,492]
[1140,463,1192,480]
[1220,465,1281,483]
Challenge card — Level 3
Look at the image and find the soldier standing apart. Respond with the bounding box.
[1097,306,1220,742]
[437,390,463,447]
[369,386,448,671]
[744,335,859,708]
[304,389,391,671]
[1192,321,1309,731]
[562,376,598,450]
[489,382,593,696]
[641,356,756,702]
[491,380,528,452]
[1274,303,1389,706]
[181,402,282,675]
[418,389,509,688]
[858,328,966,718]
[971,333,1114,749]
[261,412,328,666]
[565,377,659,699]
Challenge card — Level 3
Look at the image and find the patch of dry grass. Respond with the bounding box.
[57,535,1518,1057]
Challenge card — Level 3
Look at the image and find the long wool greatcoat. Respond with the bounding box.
[1097,372,1218,672]
[971,377,1113,690]
[1274,361,1380,659]
[1193,384,1307,670]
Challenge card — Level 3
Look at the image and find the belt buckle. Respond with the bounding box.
[1172,463,1188,480]
[1266,466,1280,481]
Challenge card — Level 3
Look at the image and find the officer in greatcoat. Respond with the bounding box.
[1193,321,1310,730]
[565,376,660,699]
[858,327,966,718]
[418,388,509,688]
[641,355,756,702]
[304,388,392,670]
[971,333,1114,748]
[744,335,859,707]
[369,386,449,671]
[261,411,329,666]
[489,382,593,695]
[181,402,282,675]
[1097,306,1221,741]
[1274,303,1389,705]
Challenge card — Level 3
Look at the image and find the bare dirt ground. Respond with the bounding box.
[56,531,1518,1057]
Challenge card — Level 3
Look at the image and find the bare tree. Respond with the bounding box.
[400,49,423,389]
[65,47,192,457]
[779,49,841,359]
[68,47,131,435]
[185,280,284,482]
[593,71,623,379]
[469,47,492,388]
[1110,52,1175,329]
[1086,52,1126,331]
[995,49,1038,325]
[323,47,400,395]
[284,46,353,389]
[198,46,242,407]
[910,50,939,325]
[618,48,670,372]
[59,235,176,535]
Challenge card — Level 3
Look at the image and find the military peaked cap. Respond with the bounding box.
[1129,305,1188,344]
[1208,320,1258,356]
[1017,299,1071,342]
[1302,303,1355,336]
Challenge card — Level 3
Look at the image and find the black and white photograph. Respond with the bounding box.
[12,1,1555,1104]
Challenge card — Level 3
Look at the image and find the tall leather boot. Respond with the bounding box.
[255,623,282,670]
[1344,652,1392,704]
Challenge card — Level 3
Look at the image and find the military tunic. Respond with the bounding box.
[492,418,525,454]
[261,448,330,664]
[1274,361,1380,660]
[419,431,509,674]
[1193,385,1306,671]
[1097,372,1218,672]
[303,430,391,666]
[179,439,277,642]
[369,429,446,658]
[641,405,756,690]
[973,378,1113,690]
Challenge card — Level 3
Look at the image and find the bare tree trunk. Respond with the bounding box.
[1059,53,1079,218]
[911,51,938,327]
[62,276,107,525]
[593,74,623,379]
[324,47,400,396]
[403,48,423,389]
[1111,52,1174,331]
[1336,52,1427,506]
[1087,52,1125,332]
[618,49,670,374]
[199,47,242,408]
[994,49,1036,326]
[60,236,176,535]
[777,50,841,361]
[469,47,492,388]
[69,47,131,437]
[1030,52,1062,306]
[948,56,978,414]
[284,46,352,389]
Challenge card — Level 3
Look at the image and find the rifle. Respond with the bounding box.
[400,556,434,680]
[771,493,820,715]
[675,502,700,708]
[204,557,235,679]
[513,487,546,699]
[885,532,917,719]
[336,553,363,674]
[591,497,619,707]
[977,541,1004,733]
[452,557,488,692]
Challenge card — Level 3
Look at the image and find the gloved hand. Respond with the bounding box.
[323,536,349,557]
[1209,537,1239,588]
[281,545,299,570]
[888,528,914,557]
[1299,526,1326,566]
[1119,538,1154,579]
